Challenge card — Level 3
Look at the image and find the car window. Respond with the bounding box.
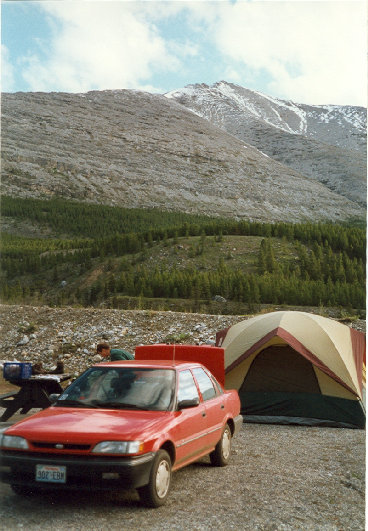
[177,370,200,403]
[58,367,175,411]
[192,367,217,401]
[210,374,224,395]
[63,368,120,401]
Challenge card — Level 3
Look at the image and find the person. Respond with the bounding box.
[96,343,134,361]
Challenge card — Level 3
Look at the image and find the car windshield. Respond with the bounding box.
[57,367,175,411]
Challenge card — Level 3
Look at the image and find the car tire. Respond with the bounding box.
[11,484,38,497]
[138,449,172,508]
[210,423,232,467]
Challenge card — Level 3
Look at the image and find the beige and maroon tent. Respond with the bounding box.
[216,311,365,428]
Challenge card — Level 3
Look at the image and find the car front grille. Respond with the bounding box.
[31,442,91,451]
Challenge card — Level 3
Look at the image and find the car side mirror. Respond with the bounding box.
[49,393,60,404]
[177,397,200,409]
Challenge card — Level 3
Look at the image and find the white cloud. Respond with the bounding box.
[11,0,367,105]
[22,2,180,92]
[1,45,15,92]
[211,0,367,106]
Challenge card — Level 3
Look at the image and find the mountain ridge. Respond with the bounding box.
[166,81,366,147]
[165,81,366,206]
[1,82,366,224]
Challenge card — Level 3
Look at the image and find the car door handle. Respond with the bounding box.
[220,404,225,409]
[202,411,206,417]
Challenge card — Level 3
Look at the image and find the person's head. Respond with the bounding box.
[97,343,111,359]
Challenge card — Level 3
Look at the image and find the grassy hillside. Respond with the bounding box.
[1,196,365,316]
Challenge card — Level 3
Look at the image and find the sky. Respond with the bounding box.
[1,0,367,106]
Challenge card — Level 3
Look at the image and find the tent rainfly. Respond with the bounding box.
[216,311,366,429]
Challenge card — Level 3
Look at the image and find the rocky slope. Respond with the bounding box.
[166,81,367,206]
[1,87,365,223]
[0,305,365,378]
[0,304,240,376]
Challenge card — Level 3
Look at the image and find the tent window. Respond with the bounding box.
[240,346,321,394]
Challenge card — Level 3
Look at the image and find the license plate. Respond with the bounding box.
[36,464,66,483]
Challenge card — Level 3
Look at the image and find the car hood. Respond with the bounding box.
[5,407,173,444]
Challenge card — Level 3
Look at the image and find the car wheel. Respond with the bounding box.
[210,423,232,467]
[138,449,172,507]
[11,484,38,497]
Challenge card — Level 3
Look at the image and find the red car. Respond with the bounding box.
[0,346,242,507]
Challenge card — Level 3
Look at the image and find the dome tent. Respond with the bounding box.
[216,311,365,428]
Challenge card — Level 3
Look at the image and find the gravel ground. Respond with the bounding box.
[0,423,365,530]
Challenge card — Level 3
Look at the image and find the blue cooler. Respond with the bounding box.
[3,362,32,381]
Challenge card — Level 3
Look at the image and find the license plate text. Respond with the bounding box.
[36,465,66,483]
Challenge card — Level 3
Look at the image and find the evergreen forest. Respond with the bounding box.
[1,196,366,316]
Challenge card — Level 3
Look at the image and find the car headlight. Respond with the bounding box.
[1,435,29,450]
[92,441,143,454]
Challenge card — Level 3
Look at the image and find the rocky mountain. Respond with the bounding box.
[166,81,367,207]
[1,85,366,224]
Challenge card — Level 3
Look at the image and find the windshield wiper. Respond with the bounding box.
[91,400,150,410]
[55,399,99,408]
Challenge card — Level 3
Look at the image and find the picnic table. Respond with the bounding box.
[0,374,72,422]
